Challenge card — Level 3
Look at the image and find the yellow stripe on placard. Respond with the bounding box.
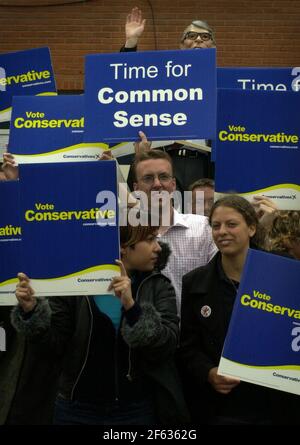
[223,358,300,372]
[240,183,300,196]
[0,264,119,287]
[36,92,57,96]
[0,277,18,287]
[108,142,129,152]
[0,106,11,115]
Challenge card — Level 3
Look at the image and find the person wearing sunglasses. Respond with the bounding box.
[120,8,216,196]
[121,7,216,52]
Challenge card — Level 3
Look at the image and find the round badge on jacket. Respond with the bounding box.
[200,305,211,318]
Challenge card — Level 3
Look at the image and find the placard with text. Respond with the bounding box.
[0,181,20,305]
[19,161,120,296]
[9,95,108,163]
[0,47,57,122]
[215,89,300,209]
[219,249,300,396]
[84,49,216,143]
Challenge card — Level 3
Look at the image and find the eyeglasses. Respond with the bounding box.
[184,31,212,42]
[140,173,173,185]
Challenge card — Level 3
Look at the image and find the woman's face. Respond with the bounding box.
[211,206,256,257]
[122,234,162,272]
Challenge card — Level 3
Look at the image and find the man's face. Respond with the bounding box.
[133,159,176,200]
[192,186,214,216]
[181,26,215,49]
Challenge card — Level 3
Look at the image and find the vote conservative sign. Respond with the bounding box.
[210,67,300,162]
[0,47,57,123]
[84,49,216,143]
[219,249,300,396]
[9,95,108,163]
[19,161,120,296]
[0,180,20,305]
[214,89,300,210]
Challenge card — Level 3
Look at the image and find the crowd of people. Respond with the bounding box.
[0,7,299,426]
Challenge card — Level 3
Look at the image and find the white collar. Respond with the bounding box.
[172,208,190,228]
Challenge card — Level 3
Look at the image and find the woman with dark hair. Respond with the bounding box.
[12,214,189,425]
[179,195,274,425]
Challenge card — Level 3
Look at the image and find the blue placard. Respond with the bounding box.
[0,181,21,304]
[215,89,300,209]
[211,67,300,162]
[8,95,107,163]
[219,249,300,395]
[217,67,300,92]
[9,95,83,161]
[8,95,116,162]
[19,161,120,296]
[84,49,216,143]
[0,47,57,122]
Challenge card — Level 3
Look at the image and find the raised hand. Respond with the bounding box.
[134,131,152,155]
[252,195,278,228]
[15,273,37,313]
[125,7,146,48]
[108,260,134,311]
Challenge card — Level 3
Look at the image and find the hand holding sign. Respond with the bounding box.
[208,367,240,395]
[15,273,37,313]
[108,260,135,311]
[2,152,19,180]
[134,131,152,155]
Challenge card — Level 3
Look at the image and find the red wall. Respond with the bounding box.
[0,0,299,90]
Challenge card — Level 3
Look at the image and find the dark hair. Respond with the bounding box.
[268,211,300,254]
[132,149,174,182]
[119,208,159,249]
[209,195,266,249]
[189,178,215,191]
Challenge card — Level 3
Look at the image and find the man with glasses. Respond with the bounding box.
[132,149,217,313]
[120,8,215,194]
[121,7,216,52]
[180,21,216,50]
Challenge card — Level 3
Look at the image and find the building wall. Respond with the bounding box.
[0,0,299,90]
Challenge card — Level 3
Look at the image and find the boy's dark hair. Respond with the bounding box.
[189,178,214,191]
